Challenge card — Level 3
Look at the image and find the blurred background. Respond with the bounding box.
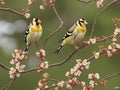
[0,0,120,90]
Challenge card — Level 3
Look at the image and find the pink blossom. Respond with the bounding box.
[36,49,46,58]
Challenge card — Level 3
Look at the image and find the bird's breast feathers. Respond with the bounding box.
[76,26,86,34]
[26,25,42,43]
[28,31,42,43]
[31,25,42,32]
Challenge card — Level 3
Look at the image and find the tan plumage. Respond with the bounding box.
[55,18,88,53]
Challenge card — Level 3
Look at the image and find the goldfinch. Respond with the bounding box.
[24,18,42,53]
[55,18,88,53]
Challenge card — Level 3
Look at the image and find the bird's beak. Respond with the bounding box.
[84,20,88,25]
[38,19,41,23]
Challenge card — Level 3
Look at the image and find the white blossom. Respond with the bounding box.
[9,67,16,75]
[82,59,90,69]
[112,37,117,42]
[10,59,15,64]
[40,5,45,10]
[116,44,120,49]
[90,38,96,44]
[108,45,113,50]
[24,13,31,19]
[74,70,82,76]
[28,0,33,5]
[95,73,100,79]
[107,51,112,57]
[38,82,44,87]
[88,73,93,79]
[66,84,72,89]
[57,81,65,87]
[81,81,85,86]
[96,0,104,8]
[9,67,20,78]
[40,61,49,69]
[89,80,95,87]
[94,52,100,59]
[114,28,120,35]
[70,68,75,74]
[16,62,25,72]
[66,71,70,77]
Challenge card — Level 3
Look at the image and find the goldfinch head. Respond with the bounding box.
[32,18,41,26]
[77,18,88,26]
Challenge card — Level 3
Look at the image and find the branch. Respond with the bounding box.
[22,49,77,74]
[100,71,120,82]
[89,0,120,39]
[0,63,10,71]
[0,7,24,16]
[45,51,120,90]
[45,85,57,90]
[43,6,63,48]
[49,34,119,68]
[22,66,40,74]
[22,33,120,74]
[49,49,77,67]
[79,0,92,3]
[1,78,16,90]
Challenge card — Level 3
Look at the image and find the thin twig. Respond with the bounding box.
[49,78,59,82]
[0,63,10,71]
[22,66,40,74]
[87,51,103,62]
[43,6,63,48]
[44,84,57,90]
[100,71,120,82]
[49,49,77,67]
[89,0,120,39]
[1,78,16,90]
[0,7,24,16]
[79,0,92,3]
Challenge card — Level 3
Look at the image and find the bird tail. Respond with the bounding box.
[58,39,63,44]
[24,45,30,53]
[54,45,63,54]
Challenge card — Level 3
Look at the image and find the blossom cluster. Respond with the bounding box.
[40,0,56,10]
[88,37,101,45]
[9,49,26,79]
[36,49,46,60]
[57,77,80,89]
[102,42,120,57]
[23,0,36,19]
[36,49,49,72]
[80,73,100,90]
[54,59,91,89]
[35,73,49,90]
[86,37,99,45]
[101,28,120,57]
[66,59,90,78]
[55,73,100,90]
[113,28,120,37]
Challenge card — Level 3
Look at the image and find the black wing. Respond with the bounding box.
[24,29,29,43]
[24,22,33,43]
[58,24,76,43]
[58,31,73,43]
